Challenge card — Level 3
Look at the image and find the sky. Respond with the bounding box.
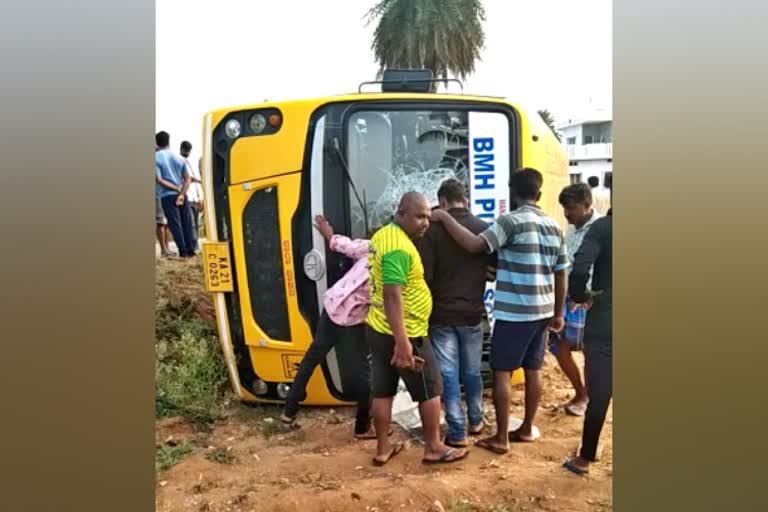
[156,0,612,165]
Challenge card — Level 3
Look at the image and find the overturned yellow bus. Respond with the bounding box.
[201,71,568,405]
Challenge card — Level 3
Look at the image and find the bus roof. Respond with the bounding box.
[206,92,525,121]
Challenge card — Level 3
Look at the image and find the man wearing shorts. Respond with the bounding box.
[366,192,468,466]
[432,168,568,454]
[155,193,171,257]
[550,183,602,416]
[155,131,196,258]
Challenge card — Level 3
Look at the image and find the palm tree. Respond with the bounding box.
[537,109,561,142]
[366,0,486,92]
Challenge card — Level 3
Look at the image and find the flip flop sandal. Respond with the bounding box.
[372,442,405,467]
[279,413,297,426]
[508,430,540,443]
[564,402,588,417]
[444,438,469,448]
[563,459,589,476]
[422,447,469,465]
[468,422,486,436]
[474,438,509,455]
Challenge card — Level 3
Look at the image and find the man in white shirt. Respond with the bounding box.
[549,183,602,416]
[587,176,611,215]
[180,141,204,248]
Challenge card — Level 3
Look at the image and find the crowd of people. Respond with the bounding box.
[155,131,204,258]
[281,168,613,475]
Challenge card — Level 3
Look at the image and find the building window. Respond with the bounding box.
[570,174,582,184]
[604,172,613,190]
[569,161,579,166]
[566,137,576,145]
[583,135,594,144]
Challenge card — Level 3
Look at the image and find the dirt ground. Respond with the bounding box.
[155,355,612,512]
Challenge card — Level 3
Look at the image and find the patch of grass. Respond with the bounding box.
[155,258,230,425]
[155,326,230,424]
[448,502,517,512]
[205,447,237,465]
[156,440,194,472]
[449,501,483,512]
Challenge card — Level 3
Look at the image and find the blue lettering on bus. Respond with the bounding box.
[474,153,495,172]
[472,136,496,211]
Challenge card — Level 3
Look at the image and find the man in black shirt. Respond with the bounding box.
[563,206,613,475]
[417,179,495,447]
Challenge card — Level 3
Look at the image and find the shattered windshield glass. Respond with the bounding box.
[346,110,469,238]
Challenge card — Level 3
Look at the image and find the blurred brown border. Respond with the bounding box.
[0,0,155,510]
[614,0,768,510]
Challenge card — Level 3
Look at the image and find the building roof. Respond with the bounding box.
[556,109,612,129]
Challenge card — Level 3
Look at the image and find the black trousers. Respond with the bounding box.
[284,311,371,434]
[580,297,612,461]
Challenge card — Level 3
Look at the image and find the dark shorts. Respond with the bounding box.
[490,318,550,371]
[366,326,443,403]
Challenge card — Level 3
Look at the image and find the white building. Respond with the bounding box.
[557,111,612,190]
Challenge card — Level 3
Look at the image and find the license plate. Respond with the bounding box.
[202,242,234,292]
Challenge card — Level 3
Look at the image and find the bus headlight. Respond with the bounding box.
[252,379,268,396]
[276,383,291,399]
[225,119,241,139]
[249,113,267,134]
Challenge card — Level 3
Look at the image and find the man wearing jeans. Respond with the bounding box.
[432,169,568,454]
[155,131,196,258]
[417,179,493,447]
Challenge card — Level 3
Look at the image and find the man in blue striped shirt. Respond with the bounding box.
[431,168,569,455]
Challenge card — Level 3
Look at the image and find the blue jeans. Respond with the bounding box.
[429,324,484,441]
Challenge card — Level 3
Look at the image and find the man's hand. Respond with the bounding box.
[391,340,415,369]
[548,315,565,333]
[313,214,334,241]
[430,208,448,223]
[568,300,592,312]
[175,194,185,206]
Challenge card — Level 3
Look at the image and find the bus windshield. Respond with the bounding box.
[346,110,470,238]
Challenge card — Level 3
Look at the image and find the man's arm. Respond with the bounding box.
[381,250,416,368]
[569,222,603,304]
[383,284,414,368]
[188,161,203,183]
[431,209,487,253]
[156,165,181,192]
[550,269,567,332]
[179,165,192,196]
[175,163,192,205]
[156,174,180,192]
